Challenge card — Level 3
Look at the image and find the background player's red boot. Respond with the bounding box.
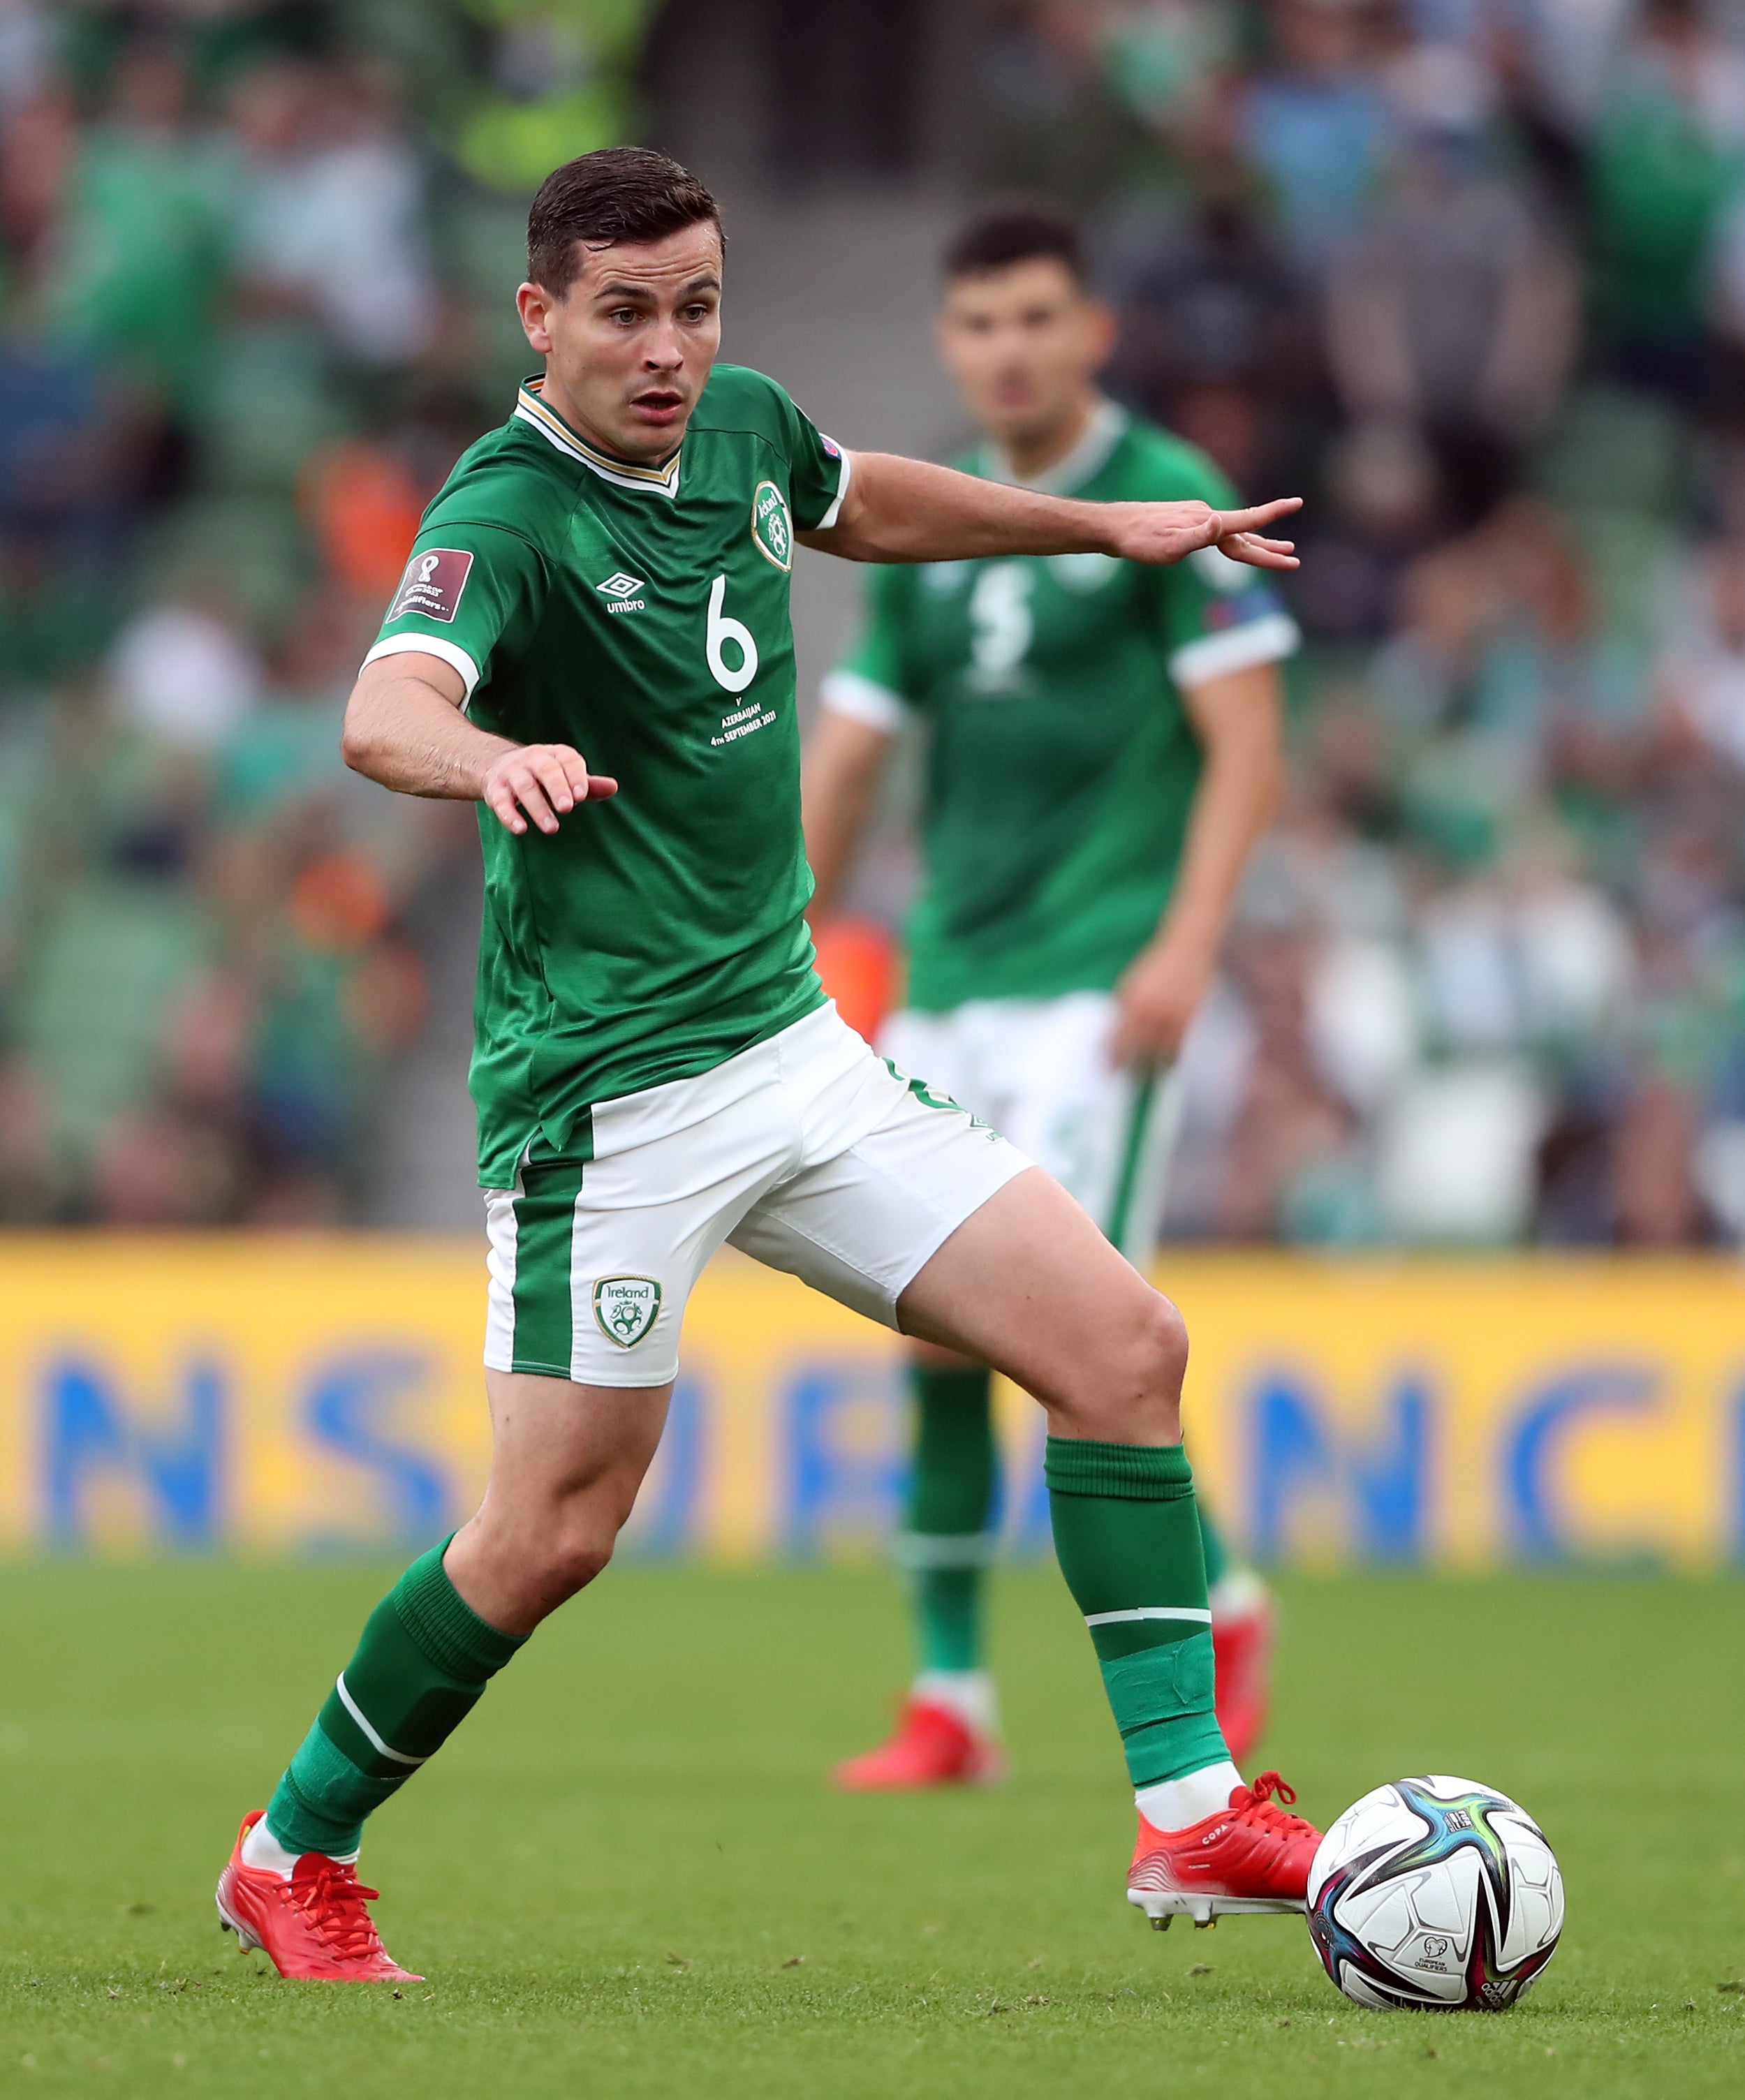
[1126,1771,1321,1927]
[1213,1577,1276,1766]
[832,1696,1006,1789]
[216,1811,422,1981]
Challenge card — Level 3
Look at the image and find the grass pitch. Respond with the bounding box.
[1,1560,1740,2099]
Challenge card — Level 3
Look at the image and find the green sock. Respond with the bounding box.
[894,1364,997,1675]
[1198,1501,1229,1590]
[1045,1436,1228,1787]
[265,1539,524,1856]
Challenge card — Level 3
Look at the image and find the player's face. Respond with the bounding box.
[517,221,724,463]
[936,258,1114,451]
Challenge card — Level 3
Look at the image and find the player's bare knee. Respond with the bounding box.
[1103,1289,1188,1402]
[1141,1290,1190,1400]
[533,1525,615,1606]
[1054,1289,1187,1441]
[1133,1294,1189,1441]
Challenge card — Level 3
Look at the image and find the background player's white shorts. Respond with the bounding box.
[879,991,1183,1266]
[483,1003,1031,1387]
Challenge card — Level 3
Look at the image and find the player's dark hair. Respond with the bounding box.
[943,200,1087,288]
[527,147,723,296]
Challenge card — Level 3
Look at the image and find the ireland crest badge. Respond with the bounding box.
[751,480,793,570]
[593,1275,662,1348]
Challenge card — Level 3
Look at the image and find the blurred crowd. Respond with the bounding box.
[978,0,1745,1246]
[0,2,551,1225]
[8,0,1745,1247]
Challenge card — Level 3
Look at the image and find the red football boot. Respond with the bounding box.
[1213,1580,1276,1766]
[832,1696,1006,1790]
[215,1811,422,1981]
[1127,1770,1322,1928]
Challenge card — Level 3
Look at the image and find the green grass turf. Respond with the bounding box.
[1,1563,1740,2099]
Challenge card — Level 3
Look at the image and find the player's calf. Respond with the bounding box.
[220,1375,670,1975]
[903,1172,1294,1917]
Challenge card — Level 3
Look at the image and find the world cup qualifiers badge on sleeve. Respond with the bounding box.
[390,549,474,623]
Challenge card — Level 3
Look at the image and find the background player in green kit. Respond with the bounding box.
[212,150,1319,1983]
[804,205,1297,1791]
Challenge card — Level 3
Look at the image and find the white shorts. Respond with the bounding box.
[483,1003,1031,1387]
[879,991,1182,1266]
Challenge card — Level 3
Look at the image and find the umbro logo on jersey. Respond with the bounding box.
[596,571,647,613]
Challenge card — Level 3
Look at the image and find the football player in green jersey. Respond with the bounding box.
[805,205,1294,1792]
[214,151,1318,1982]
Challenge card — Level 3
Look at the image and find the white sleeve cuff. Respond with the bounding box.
[820,667,908,734]
[362,633,483,702]
[813,446,853,532]
[1169,610,1299,690]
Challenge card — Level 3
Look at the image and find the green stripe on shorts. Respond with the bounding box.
[1105,1070,1158,1253]
[510,1117,593,1375]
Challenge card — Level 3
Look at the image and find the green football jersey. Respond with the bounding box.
[367,365,850,1188]
[823,402,1298,1011]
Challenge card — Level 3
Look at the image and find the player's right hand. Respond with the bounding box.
[1104,496,1302,571]
[483,743,618,836]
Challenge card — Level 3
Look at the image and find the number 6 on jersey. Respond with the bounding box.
[707,573,759,693]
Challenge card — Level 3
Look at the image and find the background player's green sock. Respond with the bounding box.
[262,1539,524,1858]
[1198,1502,1229,1590]
[1045,1435,1228,1789]
[895,1363,998,1682]
[1197,1499,1269,1618]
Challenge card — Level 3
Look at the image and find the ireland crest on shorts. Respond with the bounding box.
[594,1275,661,1347]
[751,480,793,570]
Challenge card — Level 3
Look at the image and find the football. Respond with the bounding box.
[1306,1775,1565,2011]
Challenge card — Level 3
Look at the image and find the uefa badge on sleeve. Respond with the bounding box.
[593,1275,662,1348]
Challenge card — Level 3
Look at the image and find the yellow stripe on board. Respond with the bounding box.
[0,1240,1740,1566]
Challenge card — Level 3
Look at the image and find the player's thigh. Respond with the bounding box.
[728,1029,1030,1331]
[478,1366,672,1522]
[483,1088,785,1391]
[879,1003,1026,1373]
[730,1033,1182,1433]
[896,1167,1186,1435]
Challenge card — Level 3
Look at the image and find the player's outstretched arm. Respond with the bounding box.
[341,653,617,836]
[800,452,1300,571]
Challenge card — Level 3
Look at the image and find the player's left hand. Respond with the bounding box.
[1103,496,1302,572]
[1111,932,1216,1067]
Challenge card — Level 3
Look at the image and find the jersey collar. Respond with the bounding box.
[979,397,1128,497]
[513,376,683,498]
